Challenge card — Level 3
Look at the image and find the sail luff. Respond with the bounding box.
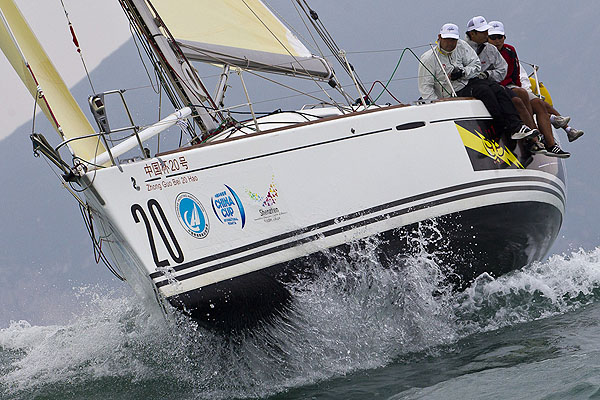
[0,0,106,161]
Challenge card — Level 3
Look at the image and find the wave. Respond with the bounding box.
[1,245,600,399]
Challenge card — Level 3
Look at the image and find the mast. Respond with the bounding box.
[119,0,220,135]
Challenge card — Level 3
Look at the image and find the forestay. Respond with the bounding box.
[150,0,333,79]
[0,0,105,161]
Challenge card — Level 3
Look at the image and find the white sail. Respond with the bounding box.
[0,0,105,161]
[149,0,333,79]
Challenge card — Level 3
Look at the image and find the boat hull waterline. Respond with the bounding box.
[85,100,566,327]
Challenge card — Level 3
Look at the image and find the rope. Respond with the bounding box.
[36,147,124,280]
[367,81,402,104]
[79,202,125,281]
[372,47,454,103]
[59,0,95,93]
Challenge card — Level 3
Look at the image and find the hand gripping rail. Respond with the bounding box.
[87,107,192,168]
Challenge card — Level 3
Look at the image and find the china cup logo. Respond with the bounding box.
[175,192,209,239]
[211,185,246,228]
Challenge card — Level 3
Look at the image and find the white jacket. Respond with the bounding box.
[465,38,507,83]
[418,39,481,100]
[519,63,533,93]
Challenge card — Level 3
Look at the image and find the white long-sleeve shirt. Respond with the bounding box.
[465,38,508,83]
[418,39,481,100]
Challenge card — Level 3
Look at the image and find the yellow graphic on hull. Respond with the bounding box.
[456,123,524,169]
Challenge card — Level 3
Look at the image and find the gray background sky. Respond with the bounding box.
[1,1,598,327]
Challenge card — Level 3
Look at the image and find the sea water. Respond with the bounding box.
[2,243,600,399]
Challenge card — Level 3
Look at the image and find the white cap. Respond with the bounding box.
[488,21,505,36]
[466,16,491,32]
[439,23,459,39]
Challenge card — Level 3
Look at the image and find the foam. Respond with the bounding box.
[2,244,599,399]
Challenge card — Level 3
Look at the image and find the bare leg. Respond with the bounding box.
[512,87,534,116]
[511,96,536,129]
[510,96,545,148]
[543,101,560,116]
[531,98,555,147]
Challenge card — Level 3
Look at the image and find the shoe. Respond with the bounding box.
[511,125,539,140]
[551,115,571,129]
[537,132,546,145]
[528,141,547,154]
[567,128,584,142]
[546,144,571,158]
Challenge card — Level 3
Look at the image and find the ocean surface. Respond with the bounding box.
[2,243,600,400]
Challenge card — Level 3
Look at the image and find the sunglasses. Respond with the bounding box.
[489,34,505,40]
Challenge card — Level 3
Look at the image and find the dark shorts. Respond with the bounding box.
[503,86,517,98]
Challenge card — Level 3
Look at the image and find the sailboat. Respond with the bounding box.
[0,0,566,329]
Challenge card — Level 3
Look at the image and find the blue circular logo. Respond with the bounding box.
[175,192,209,239]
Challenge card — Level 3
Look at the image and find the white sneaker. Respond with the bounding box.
[551,115,571,129]
[567,128,584,142]
[511,125,539,140]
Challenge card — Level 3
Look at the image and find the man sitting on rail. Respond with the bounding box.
[488,20,582,157]
[418,23,536,141]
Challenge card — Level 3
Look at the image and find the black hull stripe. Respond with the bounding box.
[430,116,491,124]
[156,184,564,289]
[150,176,564,280]
[149,175,564,280]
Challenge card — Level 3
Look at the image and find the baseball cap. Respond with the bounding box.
[439,23,459,39]
[488,21,505,36]
[466,16,491,32]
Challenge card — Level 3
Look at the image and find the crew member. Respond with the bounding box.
[418,22,535,140]
[488,20,578,157]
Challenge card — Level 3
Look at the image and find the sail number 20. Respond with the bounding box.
[131,200,184,268]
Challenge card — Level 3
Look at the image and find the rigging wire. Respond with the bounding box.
[59,0,95,93]
[129,21,159,94]
[265,0,353,105]
[141,0,222,121]
[294,0,370,101]
[263,0,321,57]
[36,145,124,280]
[288,0,353,105]
[239,0,339,107]
[30,88,40,135]
[119,1,199,141]
[78,202,125,281]
[119,2,198,136]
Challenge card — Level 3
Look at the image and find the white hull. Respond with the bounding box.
[84,99,566,326]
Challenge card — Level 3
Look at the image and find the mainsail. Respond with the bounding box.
[0,0,105,161]
[149,0,333,79]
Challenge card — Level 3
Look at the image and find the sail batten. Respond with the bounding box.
[149,0,332,79]
[0,0,105,161]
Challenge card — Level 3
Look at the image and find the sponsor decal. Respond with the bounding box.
[456,120,524,170]
[245,175,286,223]
[211,185,246,228]
[175,192,210,239]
